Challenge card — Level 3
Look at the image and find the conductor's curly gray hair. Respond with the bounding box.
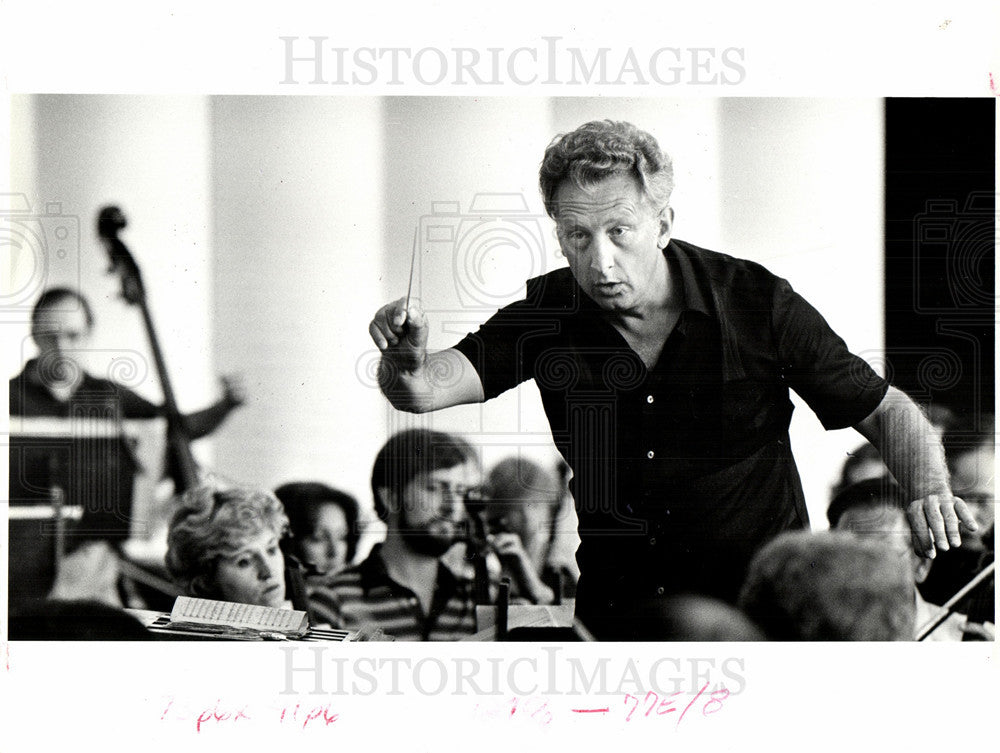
[538,120,674,218]
[165,485,289,598]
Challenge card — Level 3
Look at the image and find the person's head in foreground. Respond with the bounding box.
[738,530,915,641]
[620,594,765,641]
[274,482,360,575]
[9,599,152,641]
[371,428,481,558]
[166,485,290,608]
[539,120,675,314]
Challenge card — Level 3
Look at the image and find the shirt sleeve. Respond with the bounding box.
[115,384,161,419]
[771,278,889,430]
[451,298,546,401]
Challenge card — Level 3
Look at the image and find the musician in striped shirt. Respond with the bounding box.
[307,429,481,640]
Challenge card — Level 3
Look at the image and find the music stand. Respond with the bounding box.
[7,415,166,612]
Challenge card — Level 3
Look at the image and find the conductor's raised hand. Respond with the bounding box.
[369,297,429,373]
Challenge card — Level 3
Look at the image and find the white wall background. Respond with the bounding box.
[9,95,884,530]
[209,96,386,500]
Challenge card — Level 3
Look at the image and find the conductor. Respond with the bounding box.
[368,120,976,638]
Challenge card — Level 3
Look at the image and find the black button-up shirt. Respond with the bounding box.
[453,239,888,617]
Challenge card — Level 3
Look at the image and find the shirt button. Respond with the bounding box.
[656,587,665,596]
[649,537,657,546]
[646,450,655,459]
[646,395,655,404]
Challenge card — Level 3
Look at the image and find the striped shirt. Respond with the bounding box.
[306,545,478,641]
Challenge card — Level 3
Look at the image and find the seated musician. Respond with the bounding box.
[165,486,291,608]
[9,287,245,473]
[829,477,995,641]
[307,429,481,640]
[274,482,361,577]
[481,456,579,605]
[920,413,996,614]
[8,287,249,608]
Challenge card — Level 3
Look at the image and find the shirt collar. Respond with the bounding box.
[665,241,713,317]
[357,543,467,598]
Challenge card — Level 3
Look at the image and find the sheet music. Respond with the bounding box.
[170,596,308,634]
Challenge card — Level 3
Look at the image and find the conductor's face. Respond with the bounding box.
[554,173,672,313]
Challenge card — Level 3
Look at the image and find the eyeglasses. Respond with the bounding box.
[418,480,486,504]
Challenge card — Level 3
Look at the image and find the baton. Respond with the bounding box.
[403,226,418,327]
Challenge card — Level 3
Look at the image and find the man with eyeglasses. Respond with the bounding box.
[307,428,482,640]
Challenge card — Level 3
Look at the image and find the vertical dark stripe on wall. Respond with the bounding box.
[884,98,995,418]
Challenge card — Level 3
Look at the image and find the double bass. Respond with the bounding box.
[97,205,200,493]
